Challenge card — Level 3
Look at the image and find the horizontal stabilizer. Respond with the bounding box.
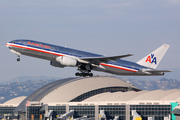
[146,70,172,73]
[80,54,133,64]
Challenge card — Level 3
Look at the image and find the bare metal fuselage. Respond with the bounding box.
[6,40,170,76]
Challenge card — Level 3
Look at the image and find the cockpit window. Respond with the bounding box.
[10,41,16,43]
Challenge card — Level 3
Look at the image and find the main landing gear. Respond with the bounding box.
[75,72,93,77]
[76,64,93,77]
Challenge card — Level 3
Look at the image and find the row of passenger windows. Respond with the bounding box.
[10,41,101,58]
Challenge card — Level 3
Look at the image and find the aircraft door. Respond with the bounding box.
[50,46,57,58]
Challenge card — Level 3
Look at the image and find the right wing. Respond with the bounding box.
[79,54,133,65]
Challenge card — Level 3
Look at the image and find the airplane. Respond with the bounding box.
[6,39,172,77]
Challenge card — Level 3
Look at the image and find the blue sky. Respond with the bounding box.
[1,0,180,81]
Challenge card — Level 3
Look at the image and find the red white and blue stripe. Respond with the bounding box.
[6,41,140,73]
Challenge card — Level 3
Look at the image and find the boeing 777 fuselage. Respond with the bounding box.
[6,39,172,77]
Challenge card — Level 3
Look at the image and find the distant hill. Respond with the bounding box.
[164,68,180,80]
[124,78,180,91]
[0,78,58,104]
[0,76,61,84]
[0,76,180,104]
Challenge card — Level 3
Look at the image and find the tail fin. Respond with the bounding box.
[137,44,170,69]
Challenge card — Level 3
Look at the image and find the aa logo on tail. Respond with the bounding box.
[145,54,157,64]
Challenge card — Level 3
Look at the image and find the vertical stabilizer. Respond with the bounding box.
[137,44,170,69]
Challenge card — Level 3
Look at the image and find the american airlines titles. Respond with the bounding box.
[27,41,50,49]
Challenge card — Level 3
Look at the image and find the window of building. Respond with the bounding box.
[70,87,140,102]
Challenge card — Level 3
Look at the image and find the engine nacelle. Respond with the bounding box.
[50,61,65,68]
[56,56,78,67]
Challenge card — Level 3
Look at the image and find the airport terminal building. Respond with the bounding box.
[0,76,180,120]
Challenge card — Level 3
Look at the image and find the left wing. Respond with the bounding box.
[79,54,133,64]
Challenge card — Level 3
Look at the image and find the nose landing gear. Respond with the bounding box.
[17,56,20,62]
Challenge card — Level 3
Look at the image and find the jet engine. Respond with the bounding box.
[56,56,78,67]
[50,61,65,68]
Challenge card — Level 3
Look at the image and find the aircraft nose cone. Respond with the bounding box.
[6,43,10,48]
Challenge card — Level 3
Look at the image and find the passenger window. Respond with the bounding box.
[51,46,55,51]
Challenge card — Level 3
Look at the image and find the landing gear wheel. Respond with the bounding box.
[75,72,80,76]
[81,73,85,77]
[89,73,93,77]
[17,58,20,62]
[75,72,93,77]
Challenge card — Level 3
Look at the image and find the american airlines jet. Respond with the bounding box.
[6,39,172,77]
